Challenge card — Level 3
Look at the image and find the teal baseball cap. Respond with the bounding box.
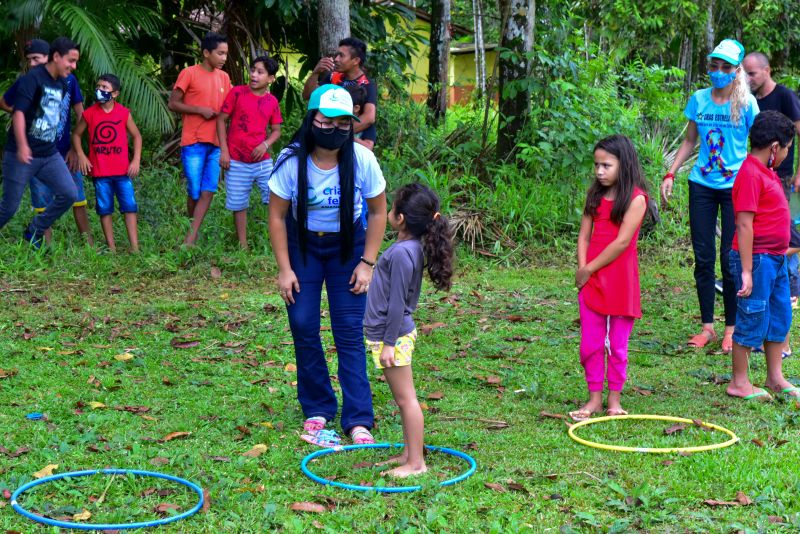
[708,38,745,66]
[308,84,361,122]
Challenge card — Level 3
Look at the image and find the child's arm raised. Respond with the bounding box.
[126,114,142,178]
[575,214,593,288]
[71,116,92,176]
[734,211,755,297]
[217,111,230,170]
[577,195,647,287]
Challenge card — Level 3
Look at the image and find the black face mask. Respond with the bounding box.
[312,125,349,150]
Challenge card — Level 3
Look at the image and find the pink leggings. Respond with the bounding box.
[579,293,635,392]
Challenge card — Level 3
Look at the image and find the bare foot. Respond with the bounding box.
[374,453,407,467]
[726,383,772,401]
[606,391,626,415]
[765,378,800,398]
[384,463,427,478]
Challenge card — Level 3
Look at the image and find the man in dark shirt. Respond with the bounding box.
[743,51,800,354]
[302,37,377,147]
[0,37,80,247]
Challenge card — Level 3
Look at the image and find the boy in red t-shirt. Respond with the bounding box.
[72,73,142,252]
[217,55,282,249]
[168,32,232,247]
[727,110,798,402]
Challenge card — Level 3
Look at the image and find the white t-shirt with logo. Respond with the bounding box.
[268,143,386,232]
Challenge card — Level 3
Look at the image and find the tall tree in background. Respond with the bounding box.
[472,0,486,100]
[318,0,351,56]
[496,0,534,161]
[427,0,451,124]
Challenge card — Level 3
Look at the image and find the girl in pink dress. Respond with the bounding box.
[570,135,651,421]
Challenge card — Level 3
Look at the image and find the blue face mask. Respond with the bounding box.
[708,70,736,89]
[95,89,113,103]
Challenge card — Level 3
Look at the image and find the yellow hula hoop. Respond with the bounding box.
[568,414,739,454]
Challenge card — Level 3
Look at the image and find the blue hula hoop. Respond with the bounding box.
[301,443,477,493]
[11,468,204,530]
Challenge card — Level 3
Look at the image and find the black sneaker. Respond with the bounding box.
[23,228,43,250]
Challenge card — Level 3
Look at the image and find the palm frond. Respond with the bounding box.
[3,0,47,32]
[113,51,174,134]
[52,0,116,76]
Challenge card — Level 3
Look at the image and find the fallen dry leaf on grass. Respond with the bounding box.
[170,337,200,349]
[419,322,446,335]
[149,457,169,466]
[242,444,268,458]
[290,501,326,513]
[202,489,211,513]
[539,411,567,420]
[427,391,444,400]
[0,368,18,379]
[704,491,753,507]
[484,482,506,492]
[210,266,222,279]
[33,464,58,478]
[664,423,687,435]
[159,431,191,443]
[284,363,297,372]
[751,438,765,447]
[72,509,92,521]
[114,353,134,362]
[154,503,180,515]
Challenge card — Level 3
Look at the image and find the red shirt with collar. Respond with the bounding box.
[732,154,790,255]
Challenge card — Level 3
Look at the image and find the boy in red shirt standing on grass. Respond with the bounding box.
[168,32,232,247]
[72,74,142,252]
[217,55,282,249]
[727,110,799,402]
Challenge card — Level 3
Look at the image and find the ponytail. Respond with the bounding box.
[393,183,454,292]
[729,66,751,127]
[423,214,454,291]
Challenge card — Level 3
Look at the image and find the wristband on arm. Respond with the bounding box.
[662,172,675,181]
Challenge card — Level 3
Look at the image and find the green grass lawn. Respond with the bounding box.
[1,242,799,533]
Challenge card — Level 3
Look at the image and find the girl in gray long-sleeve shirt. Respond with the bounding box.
[364,183,454,477]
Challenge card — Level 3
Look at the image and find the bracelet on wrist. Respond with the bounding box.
[662,172,675,181]
[360,256,376,268]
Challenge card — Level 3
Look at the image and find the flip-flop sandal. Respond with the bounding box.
[303,418,326,434]
[606,408,628,416]
[568,410,598,422]
[782,350,792,360]
[688,329,717,348]
[300,429,342,448]
[350,427,376,445]
[721,332,734,354]
[778,386,800,399]
[728,389,772,401]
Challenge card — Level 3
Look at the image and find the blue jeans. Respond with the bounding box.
[689,180,736,325]
[93,176,138,215]
[730,250,792,348]
[284,218,373,432]
[0,151,78,235]
[30,171,87,212]
[181,143,220,200]
[789,253,800,298]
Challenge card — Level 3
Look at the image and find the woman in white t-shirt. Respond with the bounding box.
[268,85,387,446]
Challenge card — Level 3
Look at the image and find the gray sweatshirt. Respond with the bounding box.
[363,239,424,344]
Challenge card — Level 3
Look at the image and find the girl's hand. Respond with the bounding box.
[738,271,753,297]
[575,266,592,289]
[219,149,231,170]
[379,344,396,368]
[660,177,674,205]
[250,142,268,161]
[350,261,373,294]
[277,269,300,305]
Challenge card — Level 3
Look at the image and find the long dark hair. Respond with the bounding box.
[393,183,454,291]
[584,134,650,224]
[272,110,356,262]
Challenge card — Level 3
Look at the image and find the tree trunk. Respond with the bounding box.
[318,0,351,57]
[705,0,715,56]
[427,0,451,124]
[472,0,486,100]
[496,0,534,161]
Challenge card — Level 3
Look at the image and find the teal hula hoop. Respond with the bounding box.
[11,468,204,530]
[301,443,477,493]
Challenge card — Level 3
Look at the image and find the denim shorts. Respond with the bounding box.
[181,142,220,200]
[224,158,272,211]
[93,176,138,215]
[30,171,86,212]
[730,250,792,348]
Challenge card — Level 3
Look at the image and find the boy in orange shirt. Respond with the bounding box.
[168,32,232,246]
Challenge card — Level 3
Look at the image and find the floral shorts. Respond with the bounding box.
[366,329,417,370]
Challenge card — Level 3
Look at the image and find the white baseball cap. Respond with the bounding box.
[308,84,361,122]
